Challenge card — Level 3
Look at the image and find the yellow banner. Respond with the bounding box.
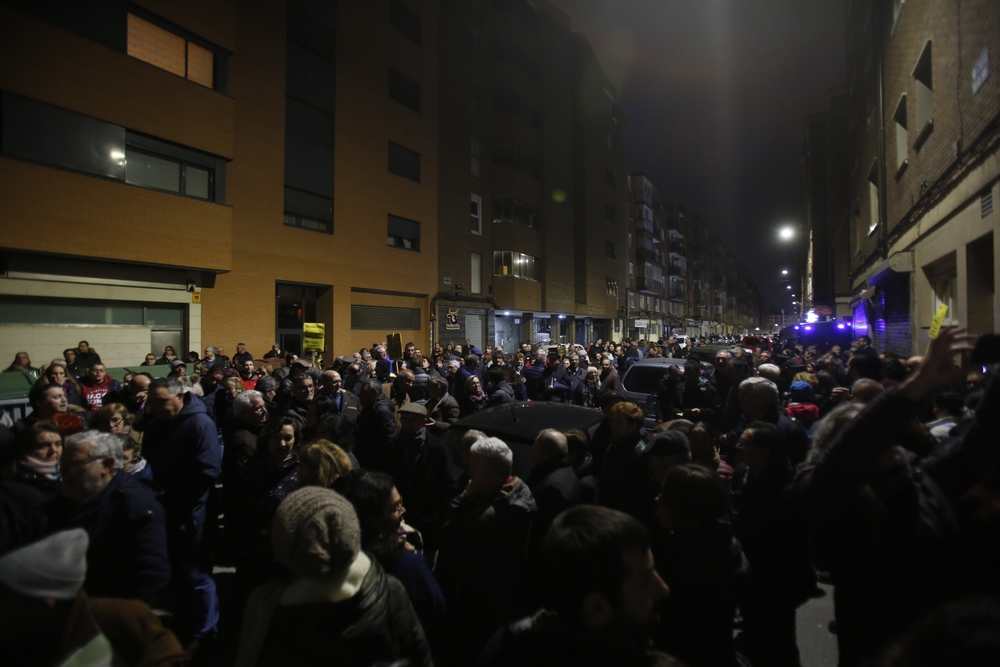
[928,304,948,339]
[303,322,326,351]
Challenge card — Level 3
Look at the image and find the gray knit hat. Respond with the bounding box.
[271,486,361,580]
[0,529,89,599]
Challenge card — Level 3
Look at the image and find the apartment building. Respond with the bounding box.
[844,0,999,355]
[0,0,439,364]
[435,0,627,350]
[802,89,852,322]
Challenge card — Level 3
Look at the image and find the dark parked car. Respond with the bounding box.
[684,344,743,364]
[440,402,606,480]
[619,357,715,428]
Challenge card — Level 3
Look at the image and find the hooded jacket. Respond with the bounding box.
[141,393,221,537]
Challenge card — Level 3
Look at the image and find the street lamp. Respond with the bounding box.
[781,269,788,275]
[779,226,795,240]
[786,285,792,289]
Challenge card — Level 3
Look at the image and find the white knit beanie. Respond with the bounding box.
[272,487,361,580]
[0,529,89,599]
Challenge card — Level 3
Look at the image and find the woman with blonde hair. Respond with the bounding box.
[298,439,354,488]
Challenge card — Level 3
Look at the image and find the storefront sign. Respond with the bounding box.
[445,308,460,330]
[634,319,649,328]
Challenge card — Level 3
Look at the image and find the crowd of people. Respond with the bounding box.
[1,330,998,666]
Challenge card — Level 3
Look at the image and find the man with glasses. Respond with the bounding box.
[281,374,315,427]
[45,431,169,605]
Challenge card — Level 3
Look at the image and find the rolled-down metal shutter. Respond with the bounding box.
[351,305,421,330]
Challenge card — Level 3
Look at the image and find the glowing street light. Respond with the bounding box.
[786,285,792,289]
[781,269,788,275]
[779,227,795,240]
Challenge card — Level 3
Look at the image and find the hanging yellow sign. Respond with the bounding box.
[928,304,948,339]
[303,322,326,351]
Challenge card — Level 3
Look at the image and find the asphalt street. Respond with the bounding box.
[798,583,838,667]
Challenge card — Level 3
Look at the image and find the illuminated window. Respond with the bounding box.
[127,13,215,89]
[493,252,540,281]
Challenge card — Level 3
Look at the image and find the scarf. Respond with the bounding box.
[20,455,61,481]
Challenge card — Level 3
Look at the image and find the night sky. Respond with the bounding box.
[546,0,846,310]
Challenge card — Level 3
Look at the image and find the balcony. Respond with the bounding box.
[667,261,685,277]
[636,276,664,294]
[668,286,686,301]
[635,247,664,265]
[668,241,685,255]
[635,217,656,236]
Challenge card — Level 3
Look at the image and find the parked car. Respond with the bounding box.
[618,357,715,428]
[440,402,606,480]
[685,344,743,364]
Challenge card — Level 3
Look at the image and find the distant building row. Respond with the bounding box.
[0,0,762,366]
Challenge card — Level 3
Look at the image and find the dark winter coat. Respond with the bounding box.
[385,429,456,543]
[423,392,461,437]
[354,393,399,470]
[801,388,961,666]
[677,376,721,423]
[653,522,749,667]
[251,558,433,667]
[45,471,170,605]
[599,433,653,524]
[526,457,583,545]
[733,461,816,607]
[0,480,48,553]
[480,609,673,667]
[573,454,599,504]
[437,478,537,663]
[141,393,221,539]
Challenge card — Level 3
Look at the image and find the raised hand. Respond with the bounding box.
[902,327,977,402]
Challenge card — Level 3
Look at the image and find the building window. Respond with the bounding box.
[387,214,420,251]
[471,136,482,177]
[388,141,421,182]
[493,197,540,229]
[982,190,994,218]
[893,95,908,176]
[471,253,482,293]
[389,0,421,44]
[606,242,617,259]
[494,251,540,281]
[868,161,880,236]
[389,68,421,112]
[913,40,933,148]
[127,13,216,89]
[605,204,616,222]
[628,232,634,248]
[1,92,227,202]
[285,3,335,232]
[471,194,483,235]
[606,278,618,297]
[126,147,212,200]
[493,89,540,129]
[629,262,635,278]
